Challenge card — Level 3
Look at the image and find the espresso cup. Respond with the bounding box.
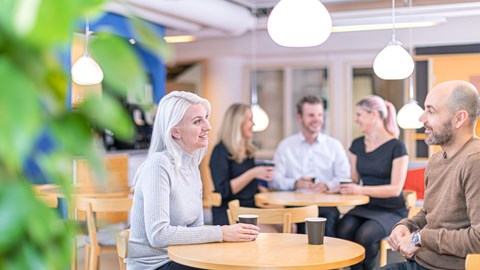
[238,214,258,226]
[305,217,326,245]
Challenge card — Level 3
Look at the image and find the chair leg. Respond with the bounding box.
[118,256,126,270]
[84,243,90,270]
[88,246,99,270]
[379,239,389,267]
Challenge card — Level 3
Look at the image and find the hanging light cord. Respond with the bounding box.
[391,0,397,42]
[408,0,414,100]
[85,17,90,56]
[251,6,258,105]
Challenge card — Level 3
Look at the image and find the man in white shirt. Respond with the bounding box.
[272,95,350,236]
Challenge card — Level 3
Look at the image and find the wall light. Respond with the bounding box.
[267,0,332,47]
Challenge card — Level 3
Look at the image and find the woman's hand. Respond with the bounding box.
[250,166,274,181]
[221,223,260,242]
[339,183,362,194]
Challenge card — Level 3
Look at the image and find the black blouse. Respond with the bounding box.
[209,142,259,225]
[347,137,409,231]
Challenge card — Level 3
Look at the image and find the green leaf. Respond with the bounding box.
[79,93,135,141]
[130,16,173,61]
[0,57,43,172]
[19,0,104,47]
[0,181,29,254]
[49,113,95,156]
[89,32,147,99]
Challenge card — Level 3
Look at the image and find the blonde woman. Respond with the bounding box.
[127,93,259,270]
[337,95,409,270]
[210,103,274,225]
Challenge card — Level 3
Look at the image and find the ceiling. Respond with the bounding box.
[104,0,480,41]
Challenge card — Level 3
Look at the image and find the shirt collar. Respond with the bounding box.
[298,132,324,144]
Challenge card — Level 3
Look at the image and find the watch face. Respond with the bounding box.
[412,232,421,246]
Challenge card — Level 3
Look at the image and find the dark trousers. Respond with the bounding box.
[157,261,203,270]
[379,260,432,270]
[336,215,387,270]
[296,206,339,237]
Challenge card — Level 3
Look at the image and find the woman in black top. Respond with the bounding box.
[209,104,274,225]
[337,95,409,270]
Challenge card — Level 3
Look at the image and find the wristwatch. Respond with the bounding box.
[412,231,422,247]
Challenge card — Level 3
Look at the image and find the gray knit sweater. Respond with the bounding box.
[125,151,223,270]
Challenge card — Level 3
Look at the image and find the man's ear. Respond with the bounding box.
[171,127,181,139]
[453,110,468,128]
[296,114,302,122]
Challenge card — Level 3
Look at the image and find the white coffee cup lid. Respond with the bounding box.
[238,214,258,218]
[305,217,327,222]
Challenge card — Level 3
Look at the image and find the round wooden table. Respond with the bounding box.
[255,191,370,207]
[168,233,365,269]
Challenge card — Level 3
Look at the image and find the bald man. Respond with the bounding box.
[380,80,480,270]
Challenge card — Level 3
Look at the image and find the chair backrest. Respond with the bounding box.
[116,229,130,270]
[76,197,133,248]
[403,189,417,209]
[402,189,418,218]
[209,192,222,207]
[466,254,480,270]
[227,200,318,233]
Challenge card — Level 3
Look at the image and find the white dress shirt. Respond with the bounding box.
[272,132,350,191]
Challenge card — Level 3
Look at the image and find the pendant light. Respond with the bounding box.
[267,0,332,47]
[251,6,269,132]
[397,1,424,129]
[71,17,104,85]
[373,0,414,80]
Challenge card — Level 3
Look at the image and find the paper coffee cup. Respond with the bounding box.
[238,214,258,226]
[305,217,326,245]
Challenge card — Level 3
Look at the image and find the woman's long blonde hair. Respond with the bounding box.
[218,103,255,163]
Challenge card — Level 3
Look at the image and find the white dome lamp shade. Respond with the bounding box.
[267,0,332,47]
[397,99,424,129]
[373,0,414,80]
[71,17,104,85]
[251,104,270,132]
[373,40,414,80]
[71,54,104,85]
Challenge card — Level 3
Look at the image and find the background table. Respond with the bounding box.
[169,233,365,269]
[255,191,369,207]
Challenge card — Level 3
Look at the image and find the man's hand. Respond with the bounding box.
[295,177,313,189]
[310,182,328,193]
[388,224,410,251]
[396,232,420,259]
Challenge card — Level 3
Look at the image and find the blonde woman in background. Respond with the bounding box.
[336,95,409,270]
[210,103,274,225]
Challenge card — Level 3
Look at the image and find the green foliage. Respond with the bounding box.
[0,0,165,268]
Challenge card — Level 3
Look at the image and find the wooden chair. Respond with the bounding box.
[227,199,318,233]
[76,197,132,270]
[209,192,222,207]
[379,189,418,267]
[466,254,480,270]
[115,229,130,270]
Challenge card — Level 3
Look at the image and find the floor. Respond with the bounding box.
[75,237,121,270]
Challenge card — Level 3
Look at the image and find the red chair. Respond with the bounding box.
[404,168,425,199]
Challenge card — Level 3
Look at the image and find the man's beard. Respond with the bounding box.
[425,121,453,146]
